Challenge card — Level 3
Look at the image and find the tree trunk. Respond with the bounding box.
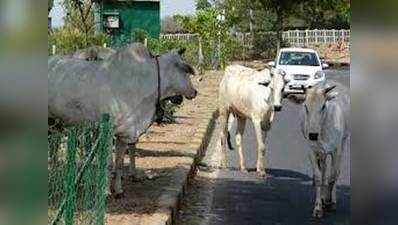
[249,8,254,35]
[198,36,204,74]
[276,5,283,53]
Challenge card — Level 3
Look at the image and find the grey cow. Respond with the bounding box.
[291,81,349,218]
[49,43,197,196]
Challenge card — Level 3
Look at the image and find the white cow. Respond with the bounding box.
[290,81,349,218]
[218,65,285,177]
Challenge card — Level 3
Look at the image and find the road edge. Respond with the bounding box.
[141,109,219,225]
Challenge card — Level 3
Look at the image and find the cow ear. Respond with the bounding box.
[324,85,336,95]
[177,48,186,55]
[326,92,338,101]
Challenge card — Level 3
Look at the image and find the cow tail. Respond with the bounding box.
[226,112,235,150]
[227,131,234,150]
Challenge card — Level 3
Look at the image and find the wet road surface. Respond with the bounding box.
[176,68,350,225]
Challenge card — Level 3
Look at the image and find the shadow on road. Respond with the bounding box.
[177,168,350,225]
[207,169,350,225]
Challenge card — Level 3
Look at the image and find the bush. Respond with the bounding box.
[131,28,149,43]
[48,27,109,55]
[252,33,289,59]
[148,37,199,67]
[148,36,248,70]
[223,37,251,62]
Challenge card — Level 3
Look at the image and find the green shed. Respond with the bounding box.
[95,0,160,47]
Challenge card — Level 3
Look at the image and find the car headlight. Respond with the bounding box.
[314,71,325,79]
[284,74,291,82]
[277,69,286,76]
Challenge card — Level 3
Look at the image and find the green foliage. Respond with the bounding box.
[63,0,96,35]
[224,37,251,61]
[174,8,231,69]
[148,38,198,65]
[48,0,109,56]
[157,100,180,124]
[196,0,212,10]
[252,32,289,59]
[297,0,350,29]
[131,28,149,43]
[48,27,108,55]
[161,16,186,34]
[220,0,350,46]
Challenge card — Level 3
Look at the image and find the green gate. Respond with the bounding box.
[48,114,113,225]
[97,0,160,47]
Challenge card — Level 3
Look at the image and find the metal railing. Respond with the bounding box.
[282,29,350,45]
[160,33,198,41]
[160,29,350,45]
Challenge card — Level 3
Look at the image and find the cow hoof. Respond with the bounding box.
[240,168,248,173]
[313,207,323,218]
[219,160,228,169]
[256,171,266,178]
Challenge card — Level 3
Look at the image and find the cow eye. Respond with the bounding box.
[321,103,326,112]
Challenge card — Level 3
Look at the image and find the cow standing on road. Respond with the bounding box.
[291,81,349,218]
[49,43,197,196]
[218,65,285,177]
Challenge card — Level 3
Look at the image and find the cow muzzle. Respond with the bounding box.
[274,105,282,112]
[308,133,319,141]
[168,95,184,105]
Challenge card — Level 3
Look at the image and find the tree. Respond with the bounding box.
[297,0,350,29]
[175,8,229,71]
[161,16,186,33]
[49,0,108,55]
[63,0,96,44]
[256,0,307,52]
[195,0,212,10]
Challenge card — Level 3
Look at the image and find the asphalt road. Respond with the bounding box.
[176,68,350,225]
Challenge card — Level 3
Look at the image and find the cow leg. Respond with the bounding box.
[218,108,229,168]
[310,150,324,218]
[114,137,127,197]
[327,148,342,211]
[236,117,247,172]
[269,111,275,124]
[320,154,328,206]
[253,119,266,177]
[128,143,136,176]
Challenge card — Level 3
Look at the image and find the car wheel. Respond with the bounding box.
[283,93,288,98]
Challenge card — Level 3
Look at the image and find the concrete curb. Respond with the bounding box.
[141,109,219,225]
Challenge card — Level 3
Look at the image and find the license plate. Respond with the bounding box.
[291,84,303,89]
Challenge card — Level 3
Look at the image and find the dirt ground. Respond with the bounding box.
[310,42,350,64]
[106,71,222,225]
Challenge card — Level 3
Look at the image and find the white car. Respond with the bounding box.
[268,47,329,96]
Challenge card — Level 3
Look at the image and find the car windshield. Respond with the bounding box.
[279,51,320,66]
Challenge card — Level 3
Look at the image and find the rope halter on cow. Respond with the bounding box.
[153,54,163,123]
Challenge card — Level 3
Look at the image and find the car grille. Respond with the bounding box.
[293,74,310,80]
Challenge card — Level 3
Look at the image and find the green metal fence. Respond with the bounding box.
[48,114,113,225]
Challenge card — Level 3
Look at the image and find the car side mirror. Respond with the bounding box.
[267,61,276,67]
[322,63,329,69]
